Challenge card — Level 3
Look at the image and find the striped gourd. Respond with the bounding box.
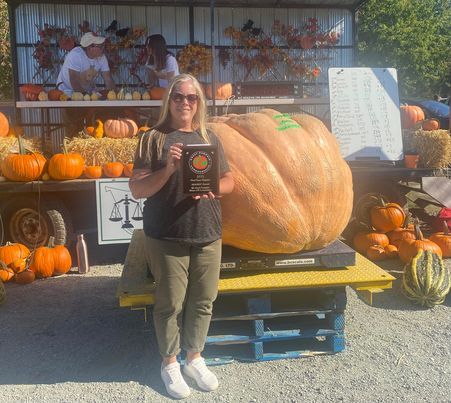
[401,250,450,308]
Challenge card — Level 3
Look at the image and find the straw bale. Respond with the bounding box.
[0,136,43,167]
[414,129,451,169]
[66,136,139,166]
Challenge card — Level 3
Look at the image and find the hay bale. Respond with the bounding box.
[66,136,139,165]
[0,136,43,168]
[414,129,451,169]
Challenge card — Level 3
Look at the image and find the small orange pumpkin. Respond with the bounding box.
[353,231,389,255]
[0,261,15,282]
[48,88,64,101]
[104,118,138,138]
[429,221,451,258]
[103,162,124,178]
[370,196,406,233]
[400,105,425,129]
[123,162,134,177]
[205,82,233,100]
[398,223,442,263]
[84,165,103,179]
[384,244,399,259]
[149,87,166,100]
[1,136,47,181]
[387,214,415,247]
[15,269,35,285]
[52,244,72,276]
[421,118,440,131]
[48,139,85,180]
[366,245,386,261]
[0,112,9,137]
[0,242,30,267]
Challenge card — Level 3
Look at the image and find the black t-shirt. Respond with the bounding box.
[133,128,230,244]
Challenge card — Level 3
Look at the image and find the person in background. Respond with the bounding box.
[129,74,234,399]
[57,32,115,96]
[57,32,116,137]
[145,34,179,88]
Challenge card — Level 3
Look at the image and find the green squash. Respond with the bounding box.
[401,250,450,308]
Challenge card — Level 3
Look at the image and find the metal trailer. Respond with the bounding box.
[1,0,449,248]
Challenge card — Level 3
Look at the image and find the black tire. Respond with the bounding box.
[0,194,74,249]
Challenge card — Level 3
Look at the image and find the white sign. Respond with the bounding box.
[95,178,143,244]
[328,67,404,161]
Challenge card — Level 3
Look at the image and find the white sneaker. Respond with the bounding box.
[183,357,219,391]
[161,362,191,399]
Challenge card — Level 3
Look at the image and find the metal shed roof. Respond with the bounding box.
[6,0,368,12]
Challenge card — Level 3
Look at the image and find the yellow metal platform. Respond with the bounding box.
[116,230,395,309]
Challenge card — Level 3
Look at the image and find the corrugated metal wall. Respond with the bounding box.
[15,3,353,134]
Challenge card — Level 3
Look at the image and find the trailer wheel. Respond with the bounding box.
[0,195,74,249]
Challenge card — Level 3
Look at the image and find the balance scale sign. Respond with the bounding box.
[95,178,143,244]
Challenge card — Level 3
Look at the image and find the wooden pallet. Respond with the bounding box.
[194,289,347,364]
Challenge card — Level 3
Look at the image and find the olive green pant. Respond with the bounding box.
[145,237,221,357]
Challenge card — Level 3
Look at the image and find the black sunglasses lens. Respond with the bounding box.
[172,93,184,103]
[186,95,198,103]
[171,93,198,103]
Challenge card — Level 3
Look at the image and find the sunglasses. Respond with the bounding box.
[170,92,199,104]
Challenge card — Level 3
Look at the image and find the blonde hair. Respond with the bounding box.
[138,74,210,162]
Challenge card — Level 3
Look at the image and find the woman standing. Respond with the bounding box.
[129,74,234,399]
[145,34,180,88]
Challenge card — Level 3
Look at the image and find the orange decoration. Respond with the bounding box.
[0,242,30,267]
[48,139,85,180]
[149,87,166,100]
[103,162,124,178]
[15,269,35,284]
[205,82,233,100]
[52,245,72,275]
[366,245,386,261]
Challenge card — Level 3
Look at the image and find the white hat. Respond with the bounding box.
[80,32,106,48]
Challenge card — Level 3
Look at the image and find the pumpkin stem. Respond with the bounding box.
[62,138,69,154]
[413,221,424,241]
[17,135,26,155]
[48,236,55,248]
[402,211,411,228]
[377,195,386,207]
[442,220,449,235]
[108,148,116,162]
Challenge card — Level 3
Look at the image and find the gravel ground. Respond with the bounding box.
[0,255,450,403]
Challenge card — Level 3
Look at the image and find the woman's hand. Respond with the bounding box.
[192,192,217,200]
[166,143,183,175]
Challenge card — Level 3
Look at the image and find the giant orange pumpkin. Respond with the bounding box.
[0,112,9,137]
[104,118,138,138]
[207,109,353,253]
[400,105,425,129]
[1,136,46,181]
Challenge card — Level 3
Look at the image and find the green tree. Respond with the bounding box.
[357,0,451,98]
[0,0,12,100]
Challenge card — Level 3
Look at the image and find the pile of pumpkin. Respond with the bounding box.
[353,196,450,263]
[0,114,149,182]
[21,83,165,102]
[0,238,72,286]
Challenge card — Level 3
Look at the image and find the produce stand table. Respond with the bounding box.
[116,229,395,363]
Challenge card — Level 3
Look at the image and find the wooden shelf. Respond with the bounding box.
[16,97,330,109]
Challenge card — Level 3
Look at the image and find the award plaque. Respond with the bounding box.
[182,144,219,195]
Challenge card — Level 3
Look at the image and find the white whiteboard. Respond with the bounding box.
[328,67,404,161]
[95,178,143,244]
